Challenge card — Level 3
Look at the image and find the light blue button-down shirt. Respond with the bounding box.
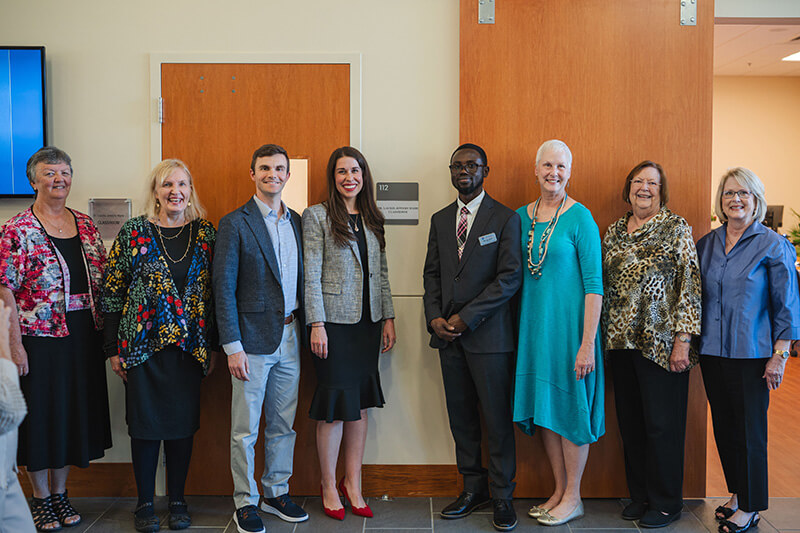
[222,196,299,356]
[697,222,800,358]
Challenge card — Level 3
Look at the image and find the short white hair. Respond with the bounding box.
[714,167,767,224]
[536,139,572,168]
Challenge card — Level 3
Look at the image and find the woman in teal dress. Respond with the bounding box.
[513,140,605,527]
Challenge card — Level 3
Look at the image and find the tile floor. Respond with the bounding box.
[52,495,800,532]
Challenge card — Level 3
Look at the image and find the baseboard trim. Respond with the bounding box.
[362,464,461,497]
[18,463,137,497]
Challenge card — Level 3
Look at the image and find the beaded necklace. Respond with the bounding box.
[526,194,567,279]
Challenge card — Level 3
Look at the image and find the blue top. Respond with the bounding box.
[696,222,800,359]
[513,202,605,446]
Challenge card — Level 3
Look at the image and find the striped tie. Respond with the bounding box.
[457,206,469,260]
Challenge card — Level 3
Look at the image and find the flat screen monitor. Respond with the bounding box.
[0,46,46,198]
[764,205,784,231]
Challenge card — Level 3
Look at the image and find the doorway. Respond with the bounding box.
[155,55,356,495]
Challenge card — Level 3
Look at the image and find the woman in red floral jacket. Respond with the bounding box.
[0,146,111,532]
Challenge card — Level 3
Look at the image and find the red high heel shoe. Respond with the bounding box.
[338,478,373,518]
[320,485,345,520]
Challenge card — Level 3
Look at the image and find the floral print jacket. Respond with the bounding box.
[103,216,215,372]
[0,208,105,337]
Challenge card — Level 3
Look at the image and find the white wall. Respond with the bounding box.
[712,76,800,232]
[716,0,800,18]
[0,0,460,463]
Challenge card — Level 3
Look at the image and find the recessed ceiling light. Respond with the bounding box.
[782,51,800,61]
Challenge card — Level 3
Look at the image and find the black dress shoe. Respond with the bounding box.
[622,501,648,520]
[492,499,517,531]
[639,508,681,528]
[440,491,491,519]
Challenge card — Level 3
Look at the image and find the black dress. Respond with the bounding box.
[104,222,203,441]
[18,235,112,471]
[308,214,384,422]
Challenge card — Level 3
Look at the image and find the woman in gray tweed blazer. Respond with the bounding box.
[303,147,396,521]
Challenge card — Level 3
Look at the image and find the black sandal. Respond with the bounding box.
[48,491,81,527]
[133,502,160,533]
[30,496,62,532]
[719,512,759,533]
[715,505,737,520]
[168,500,191,530]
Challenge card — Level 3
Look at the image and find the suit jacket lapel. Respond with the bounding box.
[456,194,494,275]
[242,198,281,285]
[440,202,459,272]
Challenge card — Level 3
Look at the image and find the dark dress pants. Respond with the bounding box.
[608,350,689,515]
[439,340,516,500]
[700,355,769,512]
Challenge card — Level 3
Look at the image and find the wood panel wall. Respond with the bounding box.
[460,0,714,497]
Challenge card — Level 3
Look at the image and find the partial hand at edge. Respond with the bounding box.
[382,318,396,353]
[228,350,250,381]
[109,355,127,382]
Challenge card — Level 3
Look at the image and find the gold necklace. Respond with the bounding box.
[156,222,193,263]
[349,214,361,233]
[526,195,567,279]
[155,222,186,240]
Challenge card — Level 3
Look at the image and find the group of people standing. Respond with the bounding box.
[423,140,799,533]
[0,139,796,533]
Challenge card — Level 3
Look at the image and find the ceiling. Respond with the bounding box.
[714,23,800,75]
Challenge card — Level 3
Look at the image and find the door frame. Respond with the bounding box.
[148,52,362,167]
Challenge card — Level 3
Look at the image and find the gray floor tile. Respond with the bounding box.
[762,498,800,531]
[644,511,713,533]
[568,498,636,529]
[70,497,119,514]
[86,497,166,532]
[575,530,646,533]
[364,496,433,529]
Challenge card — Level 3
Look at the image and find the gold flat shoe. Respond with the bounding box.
[528,505,548,518]
[537,501,584,526]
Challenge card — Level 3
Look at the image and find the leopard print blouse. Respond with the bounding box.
[602,207,702,370]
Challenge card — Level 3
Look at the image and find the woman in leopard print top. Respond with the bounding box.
[601,161,701,528]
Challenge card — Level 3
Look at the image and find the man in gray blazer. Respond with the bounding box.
[214,144,308,533]
[423,143,522,532]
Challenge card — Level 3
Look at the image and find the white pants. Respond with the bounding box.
[0,476,36,533]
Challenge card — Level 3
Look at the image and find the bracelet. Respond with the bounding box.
[311,324,325,328]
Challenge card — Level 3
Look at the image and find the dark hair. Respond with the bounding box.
[324,146,386,250]
[451,143,488,165]
[26,146,72,185]
[622,160,669,206]
[250,144,290,172]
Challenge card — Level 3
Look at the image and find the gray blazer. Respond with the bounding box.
[213,197,304,355]
[302,203,394,324]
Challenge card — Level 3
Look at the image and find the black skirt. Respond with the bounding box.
[125,346,203,440]
[18,310,112,471]
[308,317,384,422]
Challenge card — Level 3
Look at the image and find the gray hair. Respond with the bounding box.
[26,146,73,185]
[714,167,767,224]
[536,139,572,168]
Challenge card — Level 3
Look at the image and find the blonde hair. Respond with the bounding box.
[142,159,206,222]
[714,167,766,224]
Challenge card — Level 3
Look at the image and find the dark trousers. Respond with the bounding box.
[608,350,689,514]
[700,355,769,512]
[439,340,516,500]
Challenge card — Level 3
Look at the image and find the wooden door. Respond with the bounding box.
[461,0,713,497]
[161,63,350,495]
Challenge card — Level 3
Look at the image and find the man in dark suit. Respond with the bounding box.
[213,144,308,533]
[423,143,522,532]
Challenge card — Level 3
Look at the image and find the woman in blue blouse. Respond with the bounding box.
[697,167,800,533]
[104,160,217,533]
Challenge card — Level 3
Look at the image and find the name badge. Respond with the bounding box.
[479,233,497,246]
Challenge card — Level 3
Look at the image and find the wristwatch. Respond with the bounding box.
[774,349,790,360]
[677,334,691,343]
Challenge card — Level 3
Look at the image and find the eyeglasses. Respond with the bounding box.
[722,190,752,200]
[449,162,485,173]
[631,178,660,188]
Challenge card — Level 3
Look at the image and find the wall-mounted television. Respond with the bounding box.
[0,46,46,198]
